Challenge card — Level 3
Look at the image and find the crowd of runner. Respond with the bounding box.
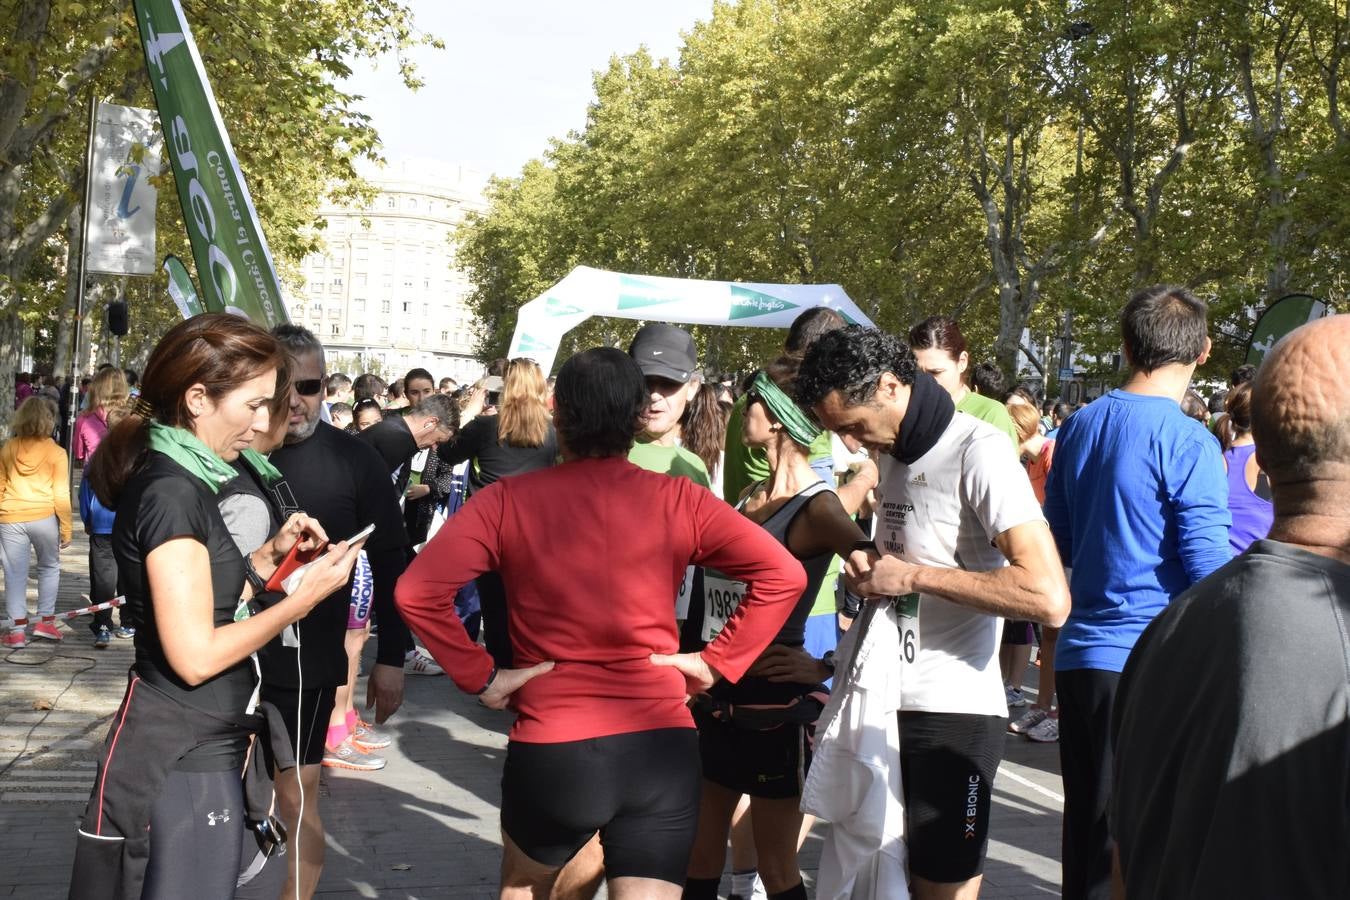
[0,286,1344,900]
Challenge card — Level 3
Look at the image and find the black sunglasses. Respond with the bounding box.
[293,379,323,397]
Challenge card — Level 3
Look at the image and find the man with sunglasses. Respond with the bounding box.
[257,325,413,899]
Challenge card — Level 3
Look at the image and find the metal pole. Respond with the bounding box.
[66,93,98,482]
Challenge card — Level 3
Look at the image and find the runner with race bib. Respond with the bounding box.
[796,326,1069,900]
[685,358,870,900]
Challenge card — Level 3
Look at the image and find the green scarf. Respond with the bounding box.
[239,448,282,485]
[146,422,239,493]
[752,371,822,448]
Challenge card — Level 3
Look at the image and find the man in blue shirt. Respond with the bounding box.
[1043,285,1231,900]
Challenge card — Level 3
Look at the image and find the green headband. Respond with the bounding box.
[751,371,822,448]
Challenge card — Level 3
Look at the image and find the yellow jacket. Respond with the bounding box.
[0,437,72,543]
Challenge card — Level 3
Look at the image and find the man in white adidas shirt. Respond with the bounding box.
[796,326,1069,900]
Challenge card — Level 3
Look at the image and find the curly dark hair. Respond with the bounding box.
[794,326,918,409]
[553,348,648,458]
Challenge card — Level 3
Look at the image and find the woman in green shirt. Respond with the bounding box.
[908,315,1019,450]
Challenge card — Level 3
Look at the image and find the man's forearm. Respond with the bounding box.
[910,563,1068,625]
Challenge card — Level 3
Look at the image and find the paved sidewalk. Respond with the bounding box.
[1,534,1064,898]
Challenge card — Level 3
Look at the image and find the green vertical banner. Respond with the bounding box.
[133,0,289,328]
[1246,294,1329,367]
[163,254,205,319]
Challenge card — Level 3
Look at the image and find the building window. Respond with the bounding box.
[402,300,412,313]
[386,196,396,209]
[379,326,389,341]
[420,328,427,344]
[329,306,340,319]
[407,198,417,209]
[310,305,321,319]
[440,330,449,346]
[353,324,364,339]
[354,273,366,287]
[330,278,342,292]
[380,299,390,314]
[330,323,341,336]
[354,298,366,312]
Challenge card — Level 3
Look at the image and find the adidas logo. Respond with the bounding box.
[910,472,927,486]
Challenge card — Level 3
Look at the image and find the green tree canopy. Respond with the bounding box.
[0,0,438,427]
[458,0,1348,386]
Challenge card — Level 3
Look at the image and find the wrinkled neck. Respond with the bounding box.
[1268,472,1350,566]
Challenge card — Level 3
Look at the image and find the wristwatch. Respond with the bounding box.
[242,555,268,595]
[821,650,837,677]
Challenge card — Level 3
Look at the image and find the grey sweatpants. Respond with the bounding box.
[1,516,61,625]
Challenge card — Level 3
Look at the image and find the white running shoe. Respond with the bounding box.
[1005,684,1027,708]
[322,737,387,771]
[352,717,392,751]
[1009,706,1049,734]
[404,648,444,676]
[1026,715,1060,743]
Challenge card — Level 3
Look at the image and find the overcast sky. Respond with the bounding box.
[347,1,713,180]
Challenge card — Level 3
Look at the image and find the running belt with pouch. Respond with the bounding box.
[68,669,295,900]
[691,689,830,730]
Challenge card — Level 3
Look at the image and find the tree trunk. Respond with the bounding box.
[0,307,23,433]
[50,206,82,384]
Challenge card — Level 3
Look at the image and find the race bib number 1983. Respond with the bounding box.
[701,572,747,643]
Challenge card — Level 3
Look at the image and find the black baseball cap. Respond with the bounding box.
[628,323,698,384]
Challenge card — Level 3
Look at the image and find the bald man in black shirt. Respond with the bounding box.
[1111,315,1350,899]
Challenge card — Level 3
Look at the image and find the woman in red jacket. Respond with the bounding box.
[396,347,806,900]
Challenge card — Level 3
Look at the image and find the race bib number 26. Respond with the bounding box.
[896,592,920,664]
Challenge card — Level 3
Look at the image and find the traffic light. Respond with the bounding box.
[107,300,129,337]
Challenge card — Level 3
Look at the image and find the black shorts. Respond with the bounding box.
[694,707,812,800]
[899,711,1006,884]
[1001,620,1036,645]
[260,684,336,768]
[500,728,700,884]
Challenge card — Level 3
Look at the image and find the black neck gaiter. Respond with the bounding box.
[889,372,955,465]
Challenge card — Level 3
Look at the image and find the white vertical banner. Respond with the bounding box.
[85,102,162,276]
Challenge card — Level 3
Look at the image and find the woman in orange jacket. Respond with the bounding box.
[1,396,72,648]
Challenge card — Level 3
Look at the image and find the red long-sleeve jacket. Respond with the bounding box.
[395,455,806,743]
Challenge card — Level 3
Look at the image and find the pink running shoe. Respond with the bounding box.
[31,620,63,642]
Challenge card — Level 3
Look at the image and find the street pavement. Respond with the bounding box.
[1,531,1064,898]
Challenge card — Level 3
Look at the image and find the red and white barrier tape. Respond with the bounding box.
[11,595,125,628]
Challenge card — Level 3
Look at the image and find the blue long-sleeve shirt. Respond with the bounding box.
[1044,390,1232,672]
[79,477,116,535]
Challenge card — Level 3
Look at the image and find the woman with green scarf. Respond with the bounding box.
[684,357,871,900]
[72,314,367,900]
